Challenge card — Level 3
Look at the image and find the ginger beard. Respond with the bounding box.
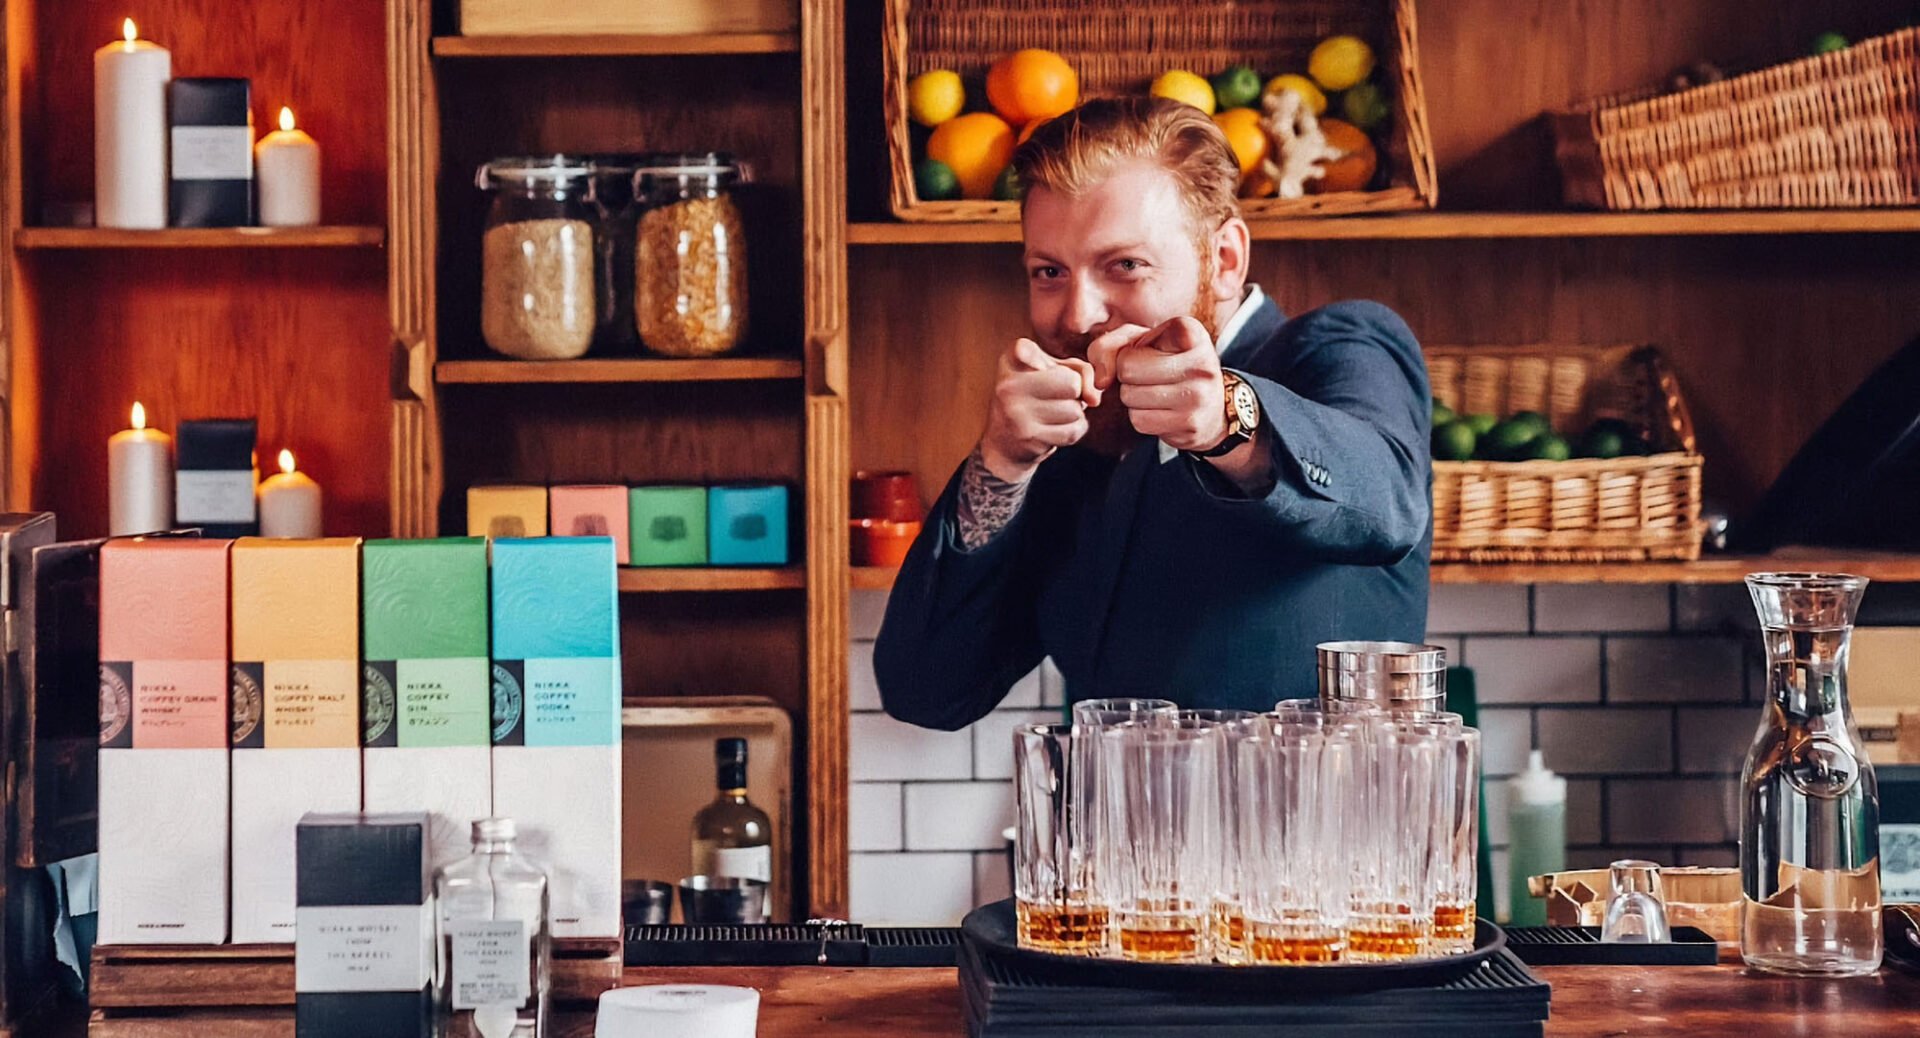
[1043,248,1222,460]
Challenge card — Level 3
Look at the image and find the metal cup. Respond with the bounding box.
[1316,641,1448,711]
[678,876,770,924]
[623,879,674,925]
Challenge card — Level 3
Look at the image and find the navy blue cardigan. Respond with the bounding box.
[875,298,1432,728]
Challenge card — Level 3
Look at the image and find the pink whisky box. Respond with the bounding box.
[549,485,630,565]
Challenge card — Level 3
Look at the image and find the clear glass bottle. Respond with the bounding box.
[1741,572,1882,977]
[476,156,596,361]
[435,818,551,1037]
[632,154,749,358]
[690,737,772,914]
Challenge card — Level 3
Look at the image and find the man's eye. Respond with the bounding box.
[1115,259,1143,273]
[1030,266,1063,280]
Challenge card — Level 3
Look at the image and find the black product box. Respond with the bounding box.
[294,813,433,1038]
[168,78,254,227]
[175,419,256,537]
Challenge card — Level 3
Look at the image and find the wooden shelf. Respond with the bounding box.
[848,209,1920,245]
[431,33,799,58]
[618,567,805,593]
[436,357,804,385]
[849,549,1920,592]
[14,226,386,250]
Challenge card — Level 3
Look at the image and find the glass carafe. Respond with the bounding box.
[435,818,552,1037]
[1740,573,1882,977]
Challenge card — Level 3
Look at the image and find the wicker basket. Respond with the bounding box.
[1552,27,1920,210]
[882,0,1437,222]
[1427,345,1704,564]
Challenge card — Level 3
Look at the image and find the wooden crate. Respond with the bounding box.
[456,0,797,36]
[86,939,621,1036]
[882,0,1436,221]
[1427,345,1704,565]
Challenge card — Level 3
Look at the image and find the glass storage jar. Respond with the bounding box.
[633,153,749,357]
[477,155,596,361]
[587,154,645,354]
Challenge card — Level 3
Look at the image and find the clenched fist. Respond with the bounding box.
[1087,317,1230,453]
[978,337,1103,483]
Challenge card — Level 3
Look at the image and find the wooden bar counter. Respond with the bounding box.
[588,961,1920,1037]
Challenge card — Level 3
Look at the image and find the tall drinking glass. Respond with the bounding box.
[1238,718,1353,964]
[1430,726,1482,953]
[1181,709,1257,963]
[1349,722,1440,961]
[1012,723,1105,953]
[1102,720,1221,963]
[1071,697,1177,953]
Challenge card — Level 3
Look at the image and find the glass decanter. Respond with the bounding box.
[1740,573,1882,977]
[435,818,552,1037]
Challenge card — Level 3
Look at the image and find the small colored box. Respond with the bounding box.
[175,418,257,537]
[466,485,548,539]
[707,485,788,566]
[550,485,630,564]
[628,486,707,567]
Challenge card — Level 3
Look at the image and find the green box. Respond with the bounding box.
[361,538,490,748]
[628,486,708,567]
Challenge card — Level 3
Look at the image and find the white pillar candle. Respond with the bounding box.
[255,107,320,227]
[94,19,171,229]
[108,402,173,535]
[258,449,321,537]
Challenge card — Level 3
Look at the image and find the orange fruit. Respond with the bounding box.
[1310,118,1378,194]
[927,112,1018,199]
[986,49,1079,127]
[1240,169,1277,199]
[1017,118,1045,146]
[1212,108,1269,178]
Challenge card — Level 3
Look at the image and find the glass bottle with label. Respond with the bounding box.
[1741,573,1881,977]
[435,818,550,1037]
[691,738,773,906]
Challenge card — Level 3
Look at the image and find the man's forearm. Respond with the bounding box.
[1201,427,1276,496]
[955,445,1032,550]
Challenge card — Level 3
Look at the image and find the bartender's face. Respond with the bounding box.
[1022,159,1243,359]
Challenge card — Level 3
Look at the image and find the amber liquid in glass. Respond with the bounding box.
[1210,902,1248,963]
[1433,902,1477,948]
[1015,901,1109,953]
[1115,919,1205,961]
[1248,929,1345,964]
[1347,909,1430,961]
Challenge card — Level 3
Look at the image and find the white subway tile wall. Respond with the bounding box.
[847,584,1762,925]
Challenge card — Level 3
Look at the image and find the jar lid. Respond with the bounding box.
[637,151,738,175]
[476,154,593,189]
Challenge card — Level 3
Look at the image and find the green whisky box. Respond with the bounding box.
[628,486,708,567]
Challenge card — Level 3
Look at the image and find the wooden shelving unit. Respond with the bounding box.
[14,226,386,249]
[849,209,1920,245]
[431,33,800,57]
[436,357,804,384]
[619,567,807,592]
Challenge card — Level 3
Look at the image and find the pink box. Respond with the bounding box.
[549,485,631,564]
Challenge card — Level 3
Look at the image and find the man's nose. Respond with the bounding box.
[1064,274,1109,336]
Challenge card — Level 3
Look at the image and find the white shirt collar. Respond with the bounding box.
[1159,284,1264,463]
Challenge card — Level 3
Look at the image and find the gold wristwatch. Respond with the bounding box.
[1190,370,1260,459]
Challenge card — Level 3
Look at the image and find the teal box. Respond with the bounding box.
[628,486,708,567]
[707,485,789,566]
[362,537,491,748]
[488,537,621,748]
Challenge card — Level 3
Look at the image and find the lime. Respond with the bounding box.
[1509,410,1551,439]
[1576,426,1625,460]
[1463,412,1498,437]
[1432,420,1476,462]
[1432,402,1456,427]
[991,165,1022,201]
[1341,82,1391,131]
[914,157,961,201]
[1812,31,1849,55]
[908,69,966,127]
[1210,65,1263,110]
[1529,434,1572,462]
[1310,35,1376,92]
[1152,69,1217,114]
[1264,74,1327,115]
[1482,419,1542,460]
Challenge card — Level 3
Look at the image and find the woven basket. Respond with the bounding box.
[882,0,1437,222]
[1552,27,1920,210]
[1427,345,1704,564]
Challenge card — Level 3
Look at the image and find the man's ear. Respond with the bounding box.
[1210,215,1252,304]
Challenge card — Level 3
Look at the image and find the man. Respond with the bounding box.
[876,97,1430,729]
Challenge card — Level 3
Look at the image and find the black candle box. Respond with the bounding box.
[168,78,254,227]
[294,813,434,1038]
[174,419,256,537]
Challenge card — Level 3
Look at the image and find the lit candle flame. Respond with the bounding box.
[131,401,146,431]
[278,107,295,133]
[278,449,296,475]
[122,18,137,43]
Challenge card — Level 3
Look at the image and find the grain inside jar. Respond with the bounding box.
[633,157,749,358]
[482,217,596,360]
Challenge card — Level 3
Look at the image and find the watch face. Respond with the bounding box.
[1231,380,1260,428]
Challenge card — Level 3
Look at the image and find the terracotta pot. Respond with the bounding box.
[851,470,922,522]
[851,518,921,567]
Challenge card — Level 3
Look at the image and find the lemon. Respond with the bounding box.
[1151,70,1216,114]
[908,69,966,127]
[1264,73,1326,115]
[1310,35,1376,92]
